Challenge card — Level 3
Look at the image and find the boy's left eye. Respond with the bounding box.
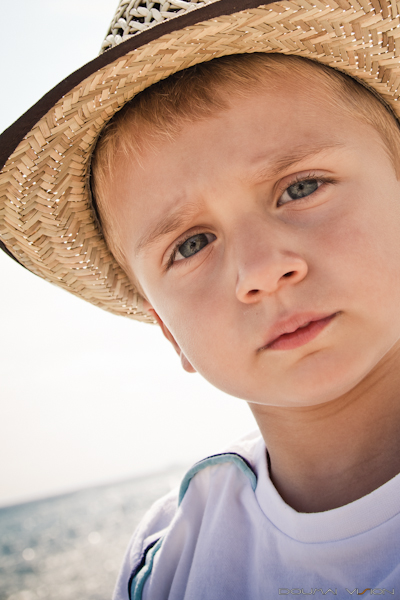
[278,178,321,205]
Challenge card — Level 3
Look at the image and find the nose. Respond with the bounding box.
[234,222,308,304]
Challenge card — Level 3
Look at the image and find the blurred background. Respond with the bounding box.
[0,2,256,598]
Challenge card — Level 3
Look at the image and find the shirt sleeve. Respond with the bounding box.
[112,488,179,600]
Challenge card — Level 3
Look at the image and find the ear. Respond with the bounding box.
[143,301,196,374]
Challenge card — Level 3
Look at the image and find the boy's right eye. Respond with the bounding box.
[178,233,209,258]
[176,233,216,260]
[168,232,216,267]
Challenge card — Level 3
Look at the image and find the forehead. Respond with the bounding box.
[106,77,373,257]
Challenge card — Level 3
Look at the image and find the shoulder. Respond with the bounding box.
[112,486,179,600]
[113,430,263,600]
[178,428,261,502]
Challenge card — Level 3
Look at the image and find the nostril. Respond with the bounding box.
[283,271,295,278]
[248,289,259,296]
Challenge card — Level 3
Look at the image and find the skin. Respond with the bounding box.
[104,77,400,512]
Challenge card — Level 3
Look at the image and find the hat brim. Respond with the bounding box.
[1,0,399,321]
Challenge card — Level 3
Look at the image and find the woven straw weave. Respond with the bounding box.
[1,0,400,321]
[101,0,212,51]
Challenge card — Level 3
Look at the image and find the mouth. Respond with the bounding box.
[259,312,339,352]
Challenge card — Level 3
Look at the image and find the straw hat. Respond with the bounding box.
[1,0,400,323]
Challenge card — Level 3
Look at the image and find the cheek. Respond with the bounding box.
[312,189,400,320]
[148,270,236,374]
[170,286,228,349]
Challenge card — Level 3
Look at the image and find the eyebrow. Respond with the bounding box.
[136,201,204,255]
[136,141,345,255]
[250,141,345,184]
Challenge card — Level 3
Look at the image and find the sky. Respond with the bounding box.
[0,0,256,507]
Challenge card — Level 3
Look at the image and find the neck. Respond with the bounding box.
[249,353,400,513]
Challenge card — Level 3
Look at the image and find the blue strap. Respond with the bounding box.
[178,452,257,505]
[129,537,163,600]
[128,452,257,599]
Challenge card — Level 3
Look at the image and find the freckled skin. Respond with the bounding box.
[105,77,400,511]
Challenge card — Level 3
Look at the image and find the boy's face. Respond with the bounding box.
[106,75,400,408]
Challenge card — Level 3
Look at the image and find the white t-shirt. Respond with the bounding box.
[113,430,400,600]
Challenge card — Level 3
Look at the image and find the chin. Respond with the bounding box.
[246,361,373,408]
[271,363,377,408]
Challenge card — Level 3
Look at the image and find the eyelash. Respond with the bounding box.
[166,229,213,270]
[166,174,335,269]
[276,173,336,206]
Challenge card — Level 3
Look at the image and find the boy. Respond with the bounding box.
[93,52,400,599]
[1,1,400,599]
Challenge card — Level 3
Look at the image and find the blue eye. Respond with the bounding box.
[279,178,321,205]
[176,233,215,261]
[172,232,216,264]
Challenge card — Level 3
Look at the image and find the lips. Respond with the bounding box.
[260,312,338,351]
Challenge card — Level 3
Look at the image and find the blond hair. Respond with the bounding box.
[91,53,400,276]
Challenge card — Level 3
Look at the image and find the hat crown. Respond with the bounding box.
[101,0,213,52]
